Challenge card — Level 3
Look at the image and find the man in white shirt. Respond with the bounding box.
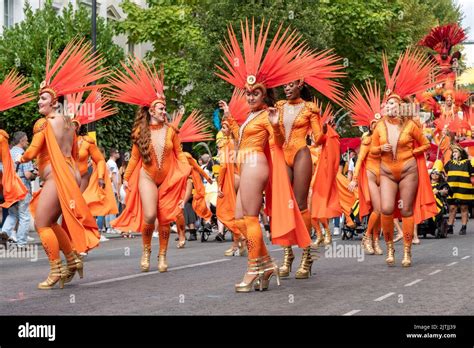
[104,148,121,237]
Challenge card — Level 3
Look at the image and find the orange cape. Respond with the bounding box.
[356,160,371,218]
[83,164,118,216]
[186,155,212,221]
[413,144,438,224]
[0,130,27,208]
[29,123,99,253]
[216,143,237,233]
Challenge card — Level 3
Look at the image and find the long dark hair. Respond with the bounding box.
[264,88,276,107]
[132,106,152,165]
[300,84,312,101]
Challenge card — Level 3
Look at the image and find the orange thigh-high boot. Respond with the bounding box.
[140,223,154,272]
[176,211,186,249]
[234,218,248,256]
[294,209,313,279]
[37,227,67,289]
[363,212,378,255]
[381,214,395,266]
[51,223,83,282]
[224,223,245,257]
[158,224,171,272]
[401,215,414,267]
[369,212,383,255]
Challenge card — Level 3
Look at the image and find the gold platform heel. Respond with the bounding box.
[257,255,281,291]
[278,246,294,277]
[311,231,325,249]
[295,247,313,279]
[373,237,383,255]
[224,246,239,257]
[64,251,84,283]
[401,243,412,267]
[235,257,265,293]
[140,245,151,272]
[158,252,168,273]
[38,259,67,290]
[362,235,375,255]
[385,241,395,266]
[323,228,332,246]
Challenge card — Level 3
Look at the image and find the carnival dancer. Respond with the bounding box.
[370,49,438,267]
[216,19,314,292]
[274,49,345,279]
[19,38,105,288]
[0,70,32,246]
[109,57,191,273]
[346,80,384,255]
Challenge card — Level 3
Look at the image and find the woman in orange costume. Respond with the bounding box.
[19,39,104,288]
[274,49,344,279]
[216,19,313,292]
[109,57,191,273]
[346,80,383,255]
[0,71,31,247]
[68,90,119,221]
[170,110,214,248]
[370,49,438,267]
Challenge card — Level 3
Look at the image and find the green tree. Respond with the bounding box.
[0,0,134,152]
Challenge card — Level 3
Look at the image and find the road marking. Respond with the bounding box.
[343,310,361,316]
[447,261,458,267]
[80,258,231,286]
[33,247,126,262]
[405,279,423,287]
[374,292,395,302]
[270,248,284,252]
[461,255,471,260]
[429,269,442,275]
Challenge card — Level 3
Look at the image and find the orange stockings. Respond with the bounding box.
[176,212,186,241]
[381,213,413,245]
[312,218,329,235]
[381,214,394,242]
[158,224,170,255]
[141,222,154,248]
[235,219,247,240]
[366,211,381,239]
[243,216,267,259]
[38,223,74,261]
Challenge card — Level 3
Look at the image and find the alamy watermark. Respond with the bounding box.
[0,244,39,262]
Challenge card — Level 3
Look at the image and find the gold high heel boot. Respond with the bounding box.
[64,251,84,283]
[256,255,281,291]
[38,259,67,290]
[224,246,239,256]
[323,228,332,246]
[311,231,325,249]
[362,235,375,255]
[278,246,294,277]
[373,236,383,255]
[158,253,168,272]
[295,247,313,279]
[235,257,265,293]
[385,241,395,266]
[401,243,412,267]
[140,245,151,272]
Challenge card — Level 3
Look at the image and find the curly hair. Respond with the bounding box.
[132,107,152,165]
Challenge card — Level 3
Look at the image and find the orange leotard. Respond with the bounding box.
[352,133,380,182]
[275,99,325,167]
[124,123,188,185]
[77,135,105,179]
[371,117,430,182]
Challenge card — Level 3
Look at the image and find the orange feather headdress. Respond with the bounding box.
[418,23,466,55]
[346,80,381,127]
[171,109,213,143]
[382,48,438,102]
[40,38,108,101]
[108,56,166,108]
[0,70,34,111]
[67,89,117,127]
[227,88,250,126]
[216,18,312,93]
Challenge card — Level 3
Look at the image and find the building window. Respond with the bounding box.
[4,0,14,28]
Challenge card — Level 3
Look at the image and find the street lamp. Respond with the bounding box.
[89,0,97,139]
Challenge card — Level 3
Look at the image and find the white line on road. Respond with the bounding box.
[33,247,127,262]
[374,292,395,302]
[461,255,471,260]
[447,261,458,266]
[270,248,283,252]
[80,258,231,286]
[429,269,442,275]
[405,279,423,287]
[343,310,361,316]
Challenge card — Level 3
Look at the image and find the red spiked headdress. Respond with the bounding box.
[40,38,108,101]
[108,56,166,108]
[418,23,466,55]
[171,109,213,143]
[216,19,312,92]
[67,89,117,126]
[0,70,34,111]
[382,48,438,102]
[346,80,381,127]
[227,88,250,126]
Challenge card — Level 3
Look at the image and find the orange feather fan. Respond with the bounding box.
[171,109,213,143]
[0,70,34,111]
[67,89,117,126]
[345,80,381,127]
[228,88,250,126]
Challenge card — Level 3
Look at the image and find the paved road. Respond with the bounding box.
[1,220,472,315]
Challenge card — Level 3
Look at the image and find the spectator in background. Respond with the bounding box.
[104,148,120,235]
[1,131,37,248]
[96,146,107,233]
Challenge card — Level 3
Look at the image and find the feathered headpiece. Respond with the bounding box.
[314,99,334,125]
[382,48,438,102]
[0,70,34,111]
[227,88,250,126]
[171,109,213,143]
[40,38,108,101]
[415,91,440,114]
[108,56,166,108]
[216,18,312,92]
[418,23,466,55]
[345,80,381,127]
[67,89,117,127]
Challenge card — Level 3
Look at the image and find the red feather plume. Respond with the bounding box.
[345,80,381,127]
[68,89,117,125]
[172,109,213,143]
[418,23,466,54]
[228,88,250,125]
[453,89,470,107]
[314,99,334,125]
[0,70,34,111]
